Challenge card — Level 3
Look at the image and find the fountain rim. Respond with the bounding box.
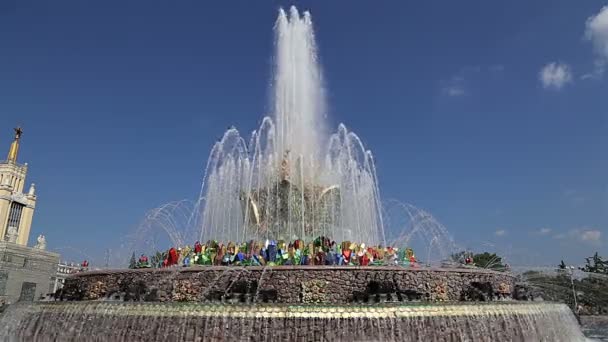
[69,265,513,278]
[16,301,569,320]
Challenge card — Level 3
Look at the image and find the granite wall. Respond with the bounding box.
[0,242,59,304]
[60,266,515,304]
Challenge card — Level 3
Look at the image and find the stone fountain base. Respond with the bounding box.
[58,266,516,304]
[0,267,588,341]
[0,302,585,341]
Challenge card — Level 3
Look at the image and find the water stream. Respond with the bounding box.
[0,302,588,341]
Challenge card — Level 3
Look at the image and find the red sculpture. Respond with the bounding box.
[360,253,370,266]
[167,247,179,266]
[342,249,351,264]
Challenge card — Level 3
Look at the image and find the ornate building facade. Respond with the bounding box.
[0,127,37,246]
[0,127,59,304]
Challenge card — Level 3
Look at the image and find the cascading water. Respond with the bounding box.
[0,302,588,342]
[197,7,385,245]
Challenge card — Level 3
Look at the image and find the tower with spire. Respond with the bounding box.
[0,127,37,246]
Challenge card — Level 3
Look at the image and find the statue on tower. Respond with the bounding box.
[14,126,23,140]
[34,234,47,250]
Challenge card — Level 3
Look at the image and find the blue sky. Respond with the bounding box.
[0,1,606,266]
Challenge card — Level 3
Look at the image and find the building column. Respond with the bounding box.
[16,206,34,246]
[0,195,10,240]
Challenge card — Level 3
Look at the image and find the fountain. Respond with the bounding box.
[0,6,587,341]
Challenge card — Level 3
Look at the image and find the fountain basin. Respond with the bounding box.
[0,302,585,341]
[59,266,515,304]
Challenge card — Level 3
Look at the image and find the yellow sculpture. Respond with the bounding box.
[406,248,416,262]
[7,126,22,162]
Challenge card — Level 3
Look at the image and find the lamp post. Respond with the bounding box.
[105,248,111,269]
[567,266,579,314]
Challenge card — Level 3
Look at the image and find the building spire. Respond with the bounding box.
[7,126,23,163]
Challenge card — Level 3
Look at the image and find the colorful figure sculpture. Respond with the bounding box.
[236,250,245,264]
[314,247,325,265]
[465,256,473,265]
[405,248,415,260]
[301,244,312,265]
[200,251,211,265]
[151,237,426,269]
[387,247,399,265]
[375,247,385,264]
[360,251,370,266]
[217,245,227,265]
[340,241,350,253]
[342,247,351,265]
[325,249,337,265]
[137,254,150,268]
[222,252,232,265]
[168,247,178,266]
[294,247,302,265]
[177,248,184,266]
[253,253,265,266]
[406,248,417,267]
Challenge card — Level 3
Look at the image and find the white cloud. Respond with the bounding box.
[442,75,466,97]
[563,189,586,207]
[539,62,573,89]
[494,229,507,237]
[489,65,505,72]
[553,233,566,240]
[553,228,602,244]
[580,229,601,242]
[584,6,608,77]
[444,85,465,97]
[441,65,504,97]
[537,228,552,235]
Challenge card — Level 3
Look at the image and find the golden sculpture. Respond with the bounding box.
[7,126,23,162]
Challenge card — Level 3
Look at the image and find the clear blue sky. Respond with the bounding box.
[0,1,606,266]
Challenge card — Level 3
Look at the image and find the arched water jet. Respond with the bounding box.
[129,200,200,254]
[384,201,456,263]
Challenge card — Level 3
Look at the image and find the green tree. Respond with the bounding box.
[580,252,607,275]
[472,252,505,270]
[450,250,506,271]
[524,267,608,315]
[128,252,137,269]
